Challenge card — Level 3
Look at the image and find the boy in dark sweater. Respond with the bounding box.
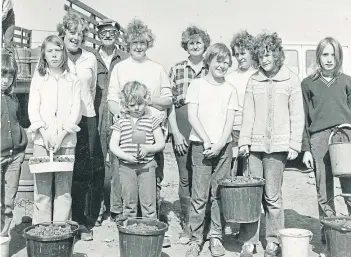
[1,52,28,236]
[302,37,351,247]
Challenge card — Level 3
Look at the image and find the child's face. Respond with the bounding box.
[45,42,64,69]
[234,47,253,70]
[320,43,336,73]
[187,36,205,58]
[1,73,14,91]
[209,55,230,78]
[128,101,146,118]
[259,51,277,73]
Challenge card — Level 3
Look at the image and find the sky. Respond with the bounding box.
[13,0,351,71]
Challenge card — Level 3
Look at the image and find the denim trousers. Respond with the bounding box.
[239,151,287,245]
[1,151,24,235]
[119,160,157,219]
[173,104,193,199]
[189,142,232,245]
[110,153,122,214]
[310,128,351,220]
[32,145,75,224]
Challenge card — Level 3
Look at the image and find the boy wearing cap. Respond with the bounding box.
[90,19,129,226]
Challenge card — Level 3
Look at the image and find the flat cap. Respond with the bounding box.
[97,19,120,31]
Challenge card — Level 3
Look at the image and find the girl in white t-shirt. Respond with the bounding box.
[185,43,238,257]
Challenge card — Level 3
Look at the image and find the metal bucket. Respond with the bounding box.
[328,124,351,178]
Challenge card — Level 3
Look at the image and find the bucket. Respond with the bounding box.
[328,124,351,178]
[278,228,312,257]
[14,48,31,80]
[16,130,34,203]
[219,176,265,223]
[23,221,79,257]
[0,236,10,257]
[117,217,168,257]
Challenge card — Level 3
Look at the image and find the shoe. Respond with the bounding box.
[264,242,280,257]
[163,235,171,248]
[240,244,255,257]
[186,243,200,257]
[209,238,225,257]
[79,225,93,241]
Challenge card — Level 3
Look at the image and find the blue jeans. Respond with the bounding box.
[110,154,122,215]
[189,142,232,245]
[119,160,157,219]
[239,152,287,245]
[310,128,351,219]
[1,151,24,235]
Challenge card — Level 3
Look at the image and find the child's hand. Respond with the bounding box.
[239,145,249,157]
[138,145,150,159]
[125,154,138,163]
[204,143,223,159]
[52,134,65,153]
[203,141,211,151]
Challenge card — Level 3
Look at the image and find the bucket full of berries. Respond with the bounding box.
[29,149,75,174]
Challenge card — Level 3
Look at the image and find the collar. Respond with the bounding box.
[43,69,73,82]
[252,65,291,82]
[185,59,206,70]
[98,46,117,59]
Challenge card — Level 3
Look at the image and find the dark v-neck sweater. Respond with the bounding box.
[301,73,351,151]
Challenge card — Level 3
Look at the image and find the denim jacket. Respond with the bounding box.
[239,65,304,153]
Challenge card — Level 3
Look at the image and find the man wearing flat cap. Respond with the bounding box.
[89,18,129,226]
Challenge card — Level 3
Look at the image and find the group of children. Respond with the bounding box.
[1,14,351,257]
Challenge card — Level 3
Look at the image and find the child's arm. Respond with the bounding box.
[139,125,166,158]
[109,125,138,163]
[188,103,211,149]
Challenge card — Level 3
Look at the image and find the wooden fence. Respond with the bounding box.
[65,0,126,52]
[12,26,32,48]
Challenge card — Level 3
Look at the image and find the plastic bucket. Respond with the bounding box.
[321,216,351,257]
[0,236,10,257]
[117,218,168,257]
[219,177,265,223]
[278,228,312,257]
[23,221,79,257]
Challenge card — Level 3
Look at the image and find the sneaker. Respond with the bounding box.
[79,225,93,241]
[264,242,280,257]
[186,243,200,257]
[178,232,191,245]
[240,244,255,257]
[209,238,225,257]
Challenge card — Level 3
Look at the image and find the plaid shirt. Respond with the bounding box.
[169,60,207,108]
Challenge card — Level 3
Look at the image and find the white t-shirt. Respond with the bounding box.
[185,77,238,144]
[226,67,257,130]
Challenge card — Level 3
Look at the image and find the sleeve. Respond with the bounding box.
[168,66,178,104]
[110,119,122,131]
[301,79,312,152]
[238,78,255,147]
[228,86,239,110]
[288,75,305,152]
[107,65,121,103]
[2,0,11,20]
[152,116,162,130]
[27,73,46,133]
[90,55,98,101]
[159,67,173,99]
[185,80,199,105]
[62,79,82,133]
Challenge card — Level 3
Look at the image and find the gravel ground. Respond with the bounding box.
[9,143,348,257]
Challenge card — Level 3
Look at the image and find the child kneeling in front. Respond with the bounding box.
[109,81,166,219]
[186,43,238,257]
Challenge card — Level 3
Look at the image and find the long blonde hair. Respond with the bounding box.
[312,37,343,80]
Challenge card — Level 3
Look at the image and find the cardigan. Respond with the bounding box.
[239,65,304,153]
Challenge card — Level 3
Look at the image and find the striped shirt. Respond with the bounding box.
[169,59,207,108]
[111,112,162,164]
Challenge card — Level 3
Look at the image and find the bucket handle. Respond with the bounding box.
[277,230,313,242]
[322,193,351,220]
[328,124,351,146]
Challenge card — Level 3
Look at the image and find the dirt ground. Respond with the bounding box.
[9,143,348,257]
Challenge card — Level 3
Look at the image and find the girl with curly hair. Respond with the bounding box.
[109,81,165,219]
[168,25,211,244]
[226,30,257,176]
[238,32,304,257]
[107,19,172,241]
[58,11,99,241]
[301,37,351,254]
[28,35,81,225]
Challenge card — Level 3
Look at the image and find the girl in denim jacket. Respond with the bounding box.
[238,32,304,257]
[28,35,81,224]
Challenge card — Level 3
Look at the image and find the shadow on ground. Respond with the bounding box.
[9,219,32,256]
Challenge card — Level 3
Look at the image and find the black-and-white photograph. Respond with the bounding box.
[1,0,351,256]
